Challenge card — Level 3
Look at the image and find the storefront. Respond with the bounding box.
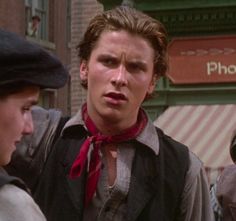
[153,35,236,184]
[99,0,236,183]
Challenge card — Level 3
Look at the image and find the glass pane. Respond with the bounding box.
[39,90,56,109]
[25,0,48,40]
[25,0,32,7]
[37,0,47,10]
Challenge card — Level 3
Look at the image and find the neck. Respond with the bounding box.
[87,107,138,136]
[92,115,137,136]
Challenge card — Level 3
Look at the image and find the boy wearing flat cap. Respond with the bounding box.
[0,28,68,220]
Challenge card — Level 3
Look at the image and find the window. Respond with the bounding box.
[25,0,58,110]
[25,0,48,40]
[38,89,56,109]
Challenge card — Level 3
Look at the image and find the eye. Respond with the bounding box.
[21,106,32,113]
[103,58,113,65]
[98,55,118,68]
[126,62,146,73]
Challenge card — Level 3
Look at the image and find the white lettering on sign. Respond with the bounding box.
[207,62,236,75]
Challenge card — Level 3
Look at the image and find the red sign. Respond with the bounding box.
[167,35,236,84]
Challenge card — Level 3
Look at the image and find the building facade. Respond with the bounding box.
[0,0,72,114]
[99,0,236,184]
[70,0,103,115]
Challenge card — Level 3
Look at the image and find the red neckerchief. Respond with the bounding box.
[69,103,148,206]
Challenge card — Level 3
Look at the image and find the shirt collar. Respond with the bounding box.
[63,108,84,131]
[136,118,159,155]
[62,108,159,155]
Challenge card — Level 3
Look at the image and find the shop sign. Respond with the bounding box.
[167,36,236,84]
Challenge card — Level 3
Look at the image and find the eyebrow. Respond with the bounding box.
[126,59,148,71]
[98,53,117,59]
[128,60,147,66]
[26,98,39,106]
[98,53,148,64]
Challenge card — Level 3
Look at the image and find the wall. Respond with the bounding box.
[0,0,25,35]
[0,0,70,115]
[70,0,103,115]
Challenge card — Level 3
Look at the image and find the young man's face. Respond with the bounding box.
[0,86,39,165]
[80,30,156,131]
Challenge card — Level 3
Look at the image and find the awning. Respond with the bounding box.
[154,104,236,183]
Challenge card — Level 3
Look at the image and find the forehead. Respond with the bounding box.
[93,30,154,59]
[1,86,40,102]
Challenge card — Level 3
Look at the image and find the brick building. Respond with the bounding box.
[70,0,103,115]
[0,0,104,115]
[0,0,71,114]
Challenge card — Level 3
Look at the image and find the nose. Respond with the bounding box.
[111,64,128,87]
[22,113,34,135]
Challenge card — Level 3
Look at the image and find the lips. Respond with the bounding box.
[105,92,127,101]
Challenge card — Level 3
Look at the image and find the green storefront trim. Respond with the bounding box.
[99,0,236,120]
[143,77,236,120]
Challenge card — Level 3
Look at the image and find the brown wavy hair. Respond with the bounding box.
[77,6,168,89]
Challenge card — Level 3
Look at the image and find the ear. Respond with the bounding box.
[147,75,158,94]
[80,60,88,81]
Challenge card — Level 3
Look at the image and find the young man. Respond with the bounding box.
[0,28,68,220]
[7,6,214,221]
[211,130,236,221]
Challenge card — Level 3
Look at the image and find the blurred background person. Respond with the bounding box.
[211,129,236,221]
[27,15,41,37]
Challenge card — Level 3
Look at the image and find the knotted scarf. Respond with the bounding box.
[69,103,148,206]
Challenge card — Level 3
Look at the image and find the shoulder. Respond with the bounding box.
[156,127,190,169]
[156,127,189,153]
[0,184,46,221]
[0,183,31,205]
[157,128,207,188]
[185,151,205,186]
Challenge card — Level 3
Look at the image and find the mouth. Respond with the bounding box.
[104,92,127,104]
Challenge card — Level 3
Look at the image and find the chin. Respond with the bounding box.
[1,157,11,166]
[100,109,122,122]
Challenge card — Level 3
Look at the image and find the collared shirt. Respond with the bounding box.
[63,109,214,221]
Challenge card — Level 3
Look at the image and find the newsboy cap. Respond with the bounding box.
[0,28,68,89]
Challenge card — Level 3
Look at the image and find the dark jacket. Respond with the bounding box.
[33,124,189,221]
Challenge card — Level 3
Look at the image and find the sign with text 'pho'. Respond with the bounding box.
[167,35,236,84]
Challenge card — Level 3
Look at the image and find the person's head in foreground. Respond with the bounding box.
[77,6,168,134]
[0,28,69,166]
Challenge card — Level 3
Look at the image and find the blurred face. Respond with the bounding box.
[0,86,39,165]
[80,30,156,132]
[32,18,40,27]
